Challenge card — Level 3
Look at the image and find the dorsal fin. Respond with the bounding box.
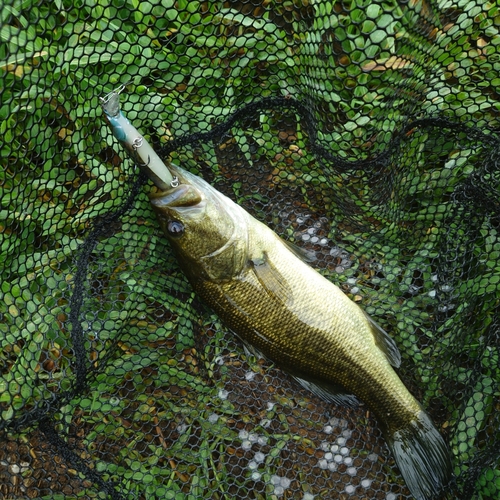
[282,239,317,263]
[364,311,401,368]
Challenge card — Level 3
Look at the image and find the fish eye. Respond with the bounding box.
[167,220,184,237]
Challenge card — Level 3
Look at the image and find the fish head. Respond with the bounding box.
[150,168,248,281]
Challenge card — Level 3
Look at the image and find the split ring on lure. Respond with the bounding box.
[100,83,176,191]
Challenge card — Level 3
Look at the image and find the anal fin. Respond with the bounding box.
[292,376,359,408]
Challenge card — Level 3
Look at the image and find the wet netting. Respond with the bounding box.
[1,0,499,499]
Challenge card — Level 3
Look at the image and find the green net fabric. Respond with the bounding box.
[1,1,499,499]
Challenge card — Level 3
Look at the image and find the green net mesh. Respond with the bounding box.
[1,0,499,499]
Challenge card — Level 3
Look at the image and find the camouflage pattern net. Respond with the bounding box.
[1,0,499,499]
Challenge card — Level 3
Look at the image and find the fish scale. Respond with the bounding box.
[189,224,418,433]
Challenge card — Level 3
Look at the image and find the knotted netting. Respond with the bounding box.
[1,0,499,499]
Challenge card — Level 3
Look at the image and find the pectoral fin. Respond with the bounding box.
[250,253,293,304]
[364,311,401,368]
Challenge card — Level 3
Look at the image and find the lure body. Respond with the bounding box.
[100,86,174,190]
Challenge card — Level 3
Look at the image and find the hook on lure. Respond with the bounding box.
[100,83,178,191]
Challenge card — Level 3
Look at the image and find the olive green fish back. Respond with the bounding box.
[1,1,499,499]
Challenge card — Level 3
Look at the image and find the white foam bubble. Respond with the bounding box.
[241,440,252,450]
[257,436,268,445]
[317,459,328,469]
[260,419,271,429]
[176,424,187,433]
[345,484,356,494]
[218,389,228,400]
[274,486,284,496]
[280,477,291,488]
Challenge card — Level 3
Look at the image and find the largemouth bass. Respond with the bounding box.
[150,163,452,500]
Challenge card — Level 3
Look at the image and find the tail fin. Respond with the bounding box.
[386,411,453,500]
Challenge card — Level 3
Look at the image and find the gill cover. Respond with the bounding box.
[150,179,249,282]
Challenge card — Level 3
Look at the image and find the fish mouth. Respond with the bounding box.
[150,184,204,208]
